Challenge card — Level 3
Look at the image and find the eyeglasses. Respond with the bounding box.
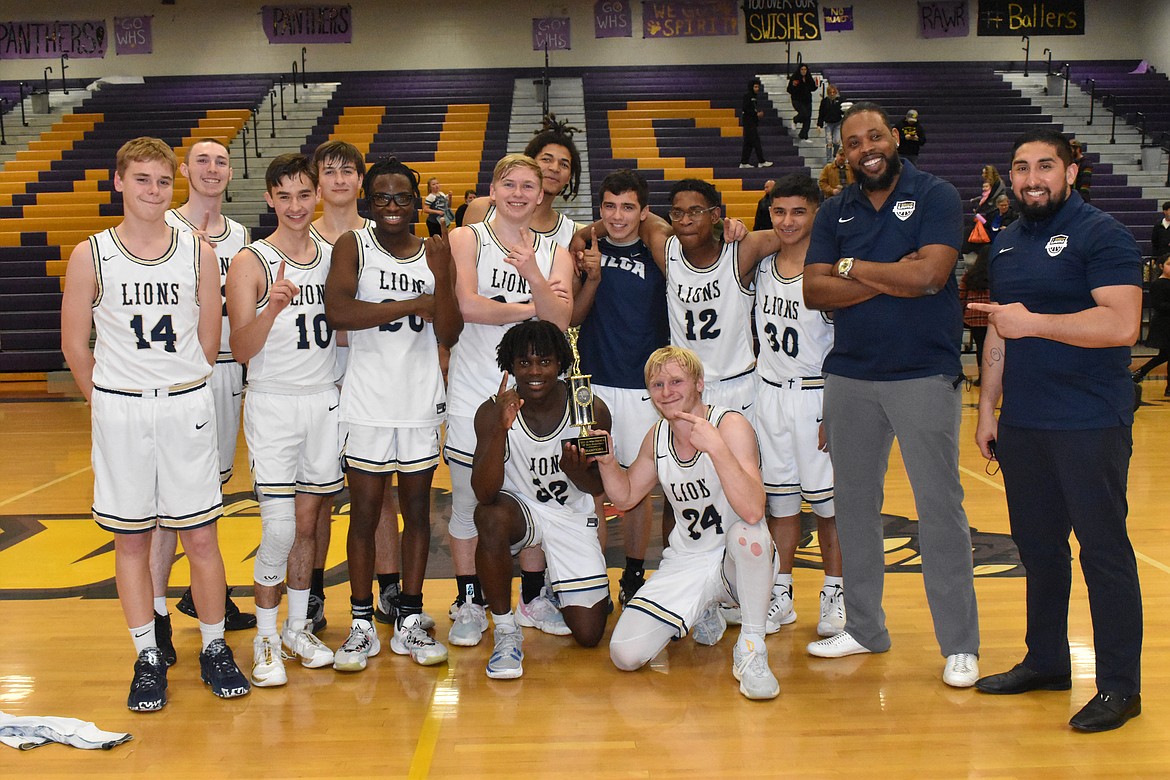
[668,205,718,221]
[369,192,414,208]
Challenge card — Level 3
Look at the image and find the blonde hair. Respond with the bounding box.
[644,346,704,387]
[116,137,178,177]
[492,153,542,184]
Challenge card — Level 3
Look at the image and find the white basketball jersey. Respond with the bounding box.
[484,205,579,250]
[240,238,337,394]
[341,226,445,427]
[446,220,558,417]
[90,228,211,390]
[665,237,755,382]
[310,219,375,247]
[165,209,249,362]
[502,389,595,517]
[654,406,743,555]
[753,254,834,382]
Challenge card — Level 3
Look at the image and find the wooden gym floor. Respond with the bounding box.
[1,375,1169,778]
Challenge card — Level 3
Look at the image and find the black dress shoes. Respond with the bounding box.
[1069,692,1141,732]
[974,663,1072,694]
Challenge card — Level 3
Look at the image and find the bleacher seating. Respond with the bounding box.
[584,65,804,223]
[0,75,272,372]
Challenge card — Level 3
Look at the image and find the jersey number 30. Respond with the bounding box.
[764,322,799,357]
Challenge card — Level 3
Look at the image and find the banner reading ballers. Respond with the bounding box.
[743,0,821,43]
[0,19,106,59]
[261,5,352,44]
[976,0,1083,36]
[642,0,738,38]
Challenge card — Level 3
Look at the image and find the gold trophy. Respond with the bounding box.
[561,326,609,456]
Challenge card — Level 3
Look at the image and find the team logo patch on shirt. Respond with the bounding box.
[1045,235,1069,256]
[893,200,916,221]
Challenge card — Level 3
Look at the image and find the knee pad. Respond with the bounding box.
[447,464,479,541]
[254,499,295,585]
[729,519,772,560]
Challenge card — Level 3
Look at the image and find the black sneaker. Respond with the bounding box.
[308,593,327,634]
[199,639,251,699]
[176,587,257,631]
[127,648,168,712]
[155,612,177,667]
[374,589,397,625]
[618,572,645,607]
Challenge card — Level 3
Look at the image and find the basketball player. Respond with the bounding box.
[307,141,415,633]
[225,154,341,687]
[324,157,462,671]
[473,321,612,679]
[443,153,574,647]
[571,170,669,605]
[61,137,250,710]
[596,346,779,700]
[150,138,254,664]
[752,174,845,637]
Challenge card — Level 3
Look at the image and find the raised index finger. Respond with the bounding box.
[498,371,510,396]
[200,213,210,233]
[277,259,286,281]
[967,302,995,313]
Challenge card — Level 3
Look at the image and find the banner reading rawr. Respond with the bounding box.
[261,5,353,44]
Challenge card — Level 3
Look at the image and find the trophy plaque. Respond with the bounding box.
[561,326,609,457]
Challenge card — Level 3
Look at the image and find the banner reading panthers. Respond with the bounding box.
[744,0,822,43]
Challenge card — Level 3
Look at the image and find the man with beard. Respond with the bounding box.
[970,130,1143,732]
[801,102,981,689]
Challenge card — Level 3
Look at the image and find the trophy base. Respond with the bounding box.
[562,434,610,457]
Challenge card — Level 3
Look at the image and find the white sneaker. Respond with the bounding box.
[281,618,335,668]
[516,590,571,636]
[448,601,489,647]
[739,163,754,168]
[807,631,871,658]
[943,653,980,688]
[719,604,742,626]
[390,613,449,666]
[251,635,287,687]
[691,603,727,646]
[817,584,846,637]
[732,637,779,700]
[765,585,797,634]
[486,627,524,680]
[333,619,381,672]
[758,160,774,167]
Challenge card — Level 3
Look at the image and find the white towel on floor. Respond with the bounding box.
[0,711,132,750]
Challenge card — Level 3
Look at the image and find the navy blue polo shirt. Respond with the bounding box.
[988,191,1142,429]
[806,160,964,380]
[577,237,669,389]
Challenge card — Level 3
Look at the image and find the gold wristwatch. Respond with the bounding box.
[836,257,855,279]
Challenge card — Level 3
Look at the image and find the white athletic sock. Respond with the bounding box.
[199,619,226,650]
[736,631,766,653]
[286,587,310,626]
[256,606,280,638]
[823,575,843,589]
[493,611,518,633]
[153,596,169,617]
[774,572,794,589]
[129,622,157,654]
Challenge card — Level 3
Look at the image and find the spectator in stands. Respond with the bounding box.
[423,177,454,237]
[817,84,845,158]
[455,190,477,227]
[818,148,854,199]
[988,194,1018,238]
[1070,139,1092,203]
[740,78,772,168]
[971,165,1007,222]
[1151,200,1170,262]
[959,251,992,386]
[787,64,818,141]
[1132,255,1170,396]
[896,109,924,164]
[753,179,776,230]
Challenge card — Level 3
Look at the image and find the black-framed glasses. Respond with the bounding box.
[668,205,718,221]
[369,192,414,208]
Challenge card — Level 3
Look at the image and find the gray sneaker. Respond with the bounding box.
[691,603,727,646]
[390,613,449,666]
[732,637,780,700]
[333,620,380,672]
[448,601,489,647]
[485,627,524,679]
